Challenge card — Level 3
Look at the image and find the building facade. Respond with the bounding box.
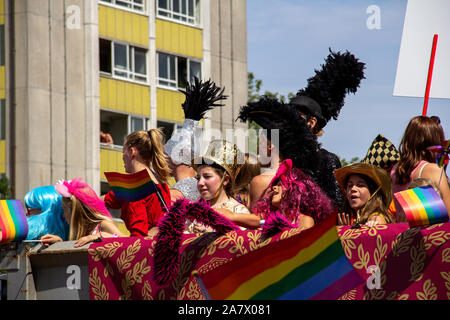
[0,0,247,199]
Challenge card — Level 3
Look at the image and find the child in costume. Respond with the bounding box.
[189,140,261,232]
[238,96,320,210]
[40,178,125,247]
[335,163,395,227]
[391,116,450,214]
[103,128,172,237]
[255,159,333,232]
[165,78,227,203]
[23,185,69,241]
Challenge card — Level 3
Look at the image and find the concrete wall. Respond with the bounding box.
[209,0,248,134]
[12,0,99,198]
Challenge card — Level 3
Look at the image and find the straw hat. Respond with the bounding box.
[334,162,392,204]
[192,140,245,181]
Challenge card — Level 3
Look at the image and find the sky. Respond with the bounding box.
[246,0,449,162]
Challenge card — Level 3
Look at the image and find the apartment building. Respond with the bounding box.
[0,0,247,200]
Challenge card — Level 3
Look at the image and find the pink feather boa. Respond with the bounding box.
[153,198,239,286]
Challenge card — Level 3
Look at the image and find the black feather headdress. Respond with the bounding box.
[237,96,319,177]
[293,48,365,128]
[179,77,228,121]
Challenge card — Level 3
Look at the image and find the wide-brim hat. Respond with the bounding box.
[192,139,244,181]
[362,134,400,170]
[334,162,392,204]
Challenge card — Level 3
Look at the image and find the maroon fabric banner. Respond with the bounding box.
[88,222,450,300]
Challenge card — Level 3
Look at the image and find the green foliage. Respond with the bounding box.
[248,72,294,103]
[339,157,360,167]
[0,175,11,199]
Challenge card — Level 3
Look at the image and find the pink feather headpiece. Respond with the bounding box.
[55,178,111,218]
[270,159,294,187]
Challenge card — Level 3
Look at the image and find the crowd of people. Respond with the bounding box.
[3,50,448,249]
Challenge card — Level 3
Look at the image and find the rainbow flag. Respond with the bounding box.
[197,213,363,300]
[104,170,159,203]
[394,185,449,228]
[0,200,29,244]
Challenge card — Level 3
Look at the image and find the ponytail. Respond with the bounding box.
[124,128,171,184]
[148,128,171,183]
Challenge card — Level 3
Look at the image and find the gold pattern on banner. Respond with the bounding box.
[367,224,388,237]
[340,237,356,260]
[197,257,232,273]
[397,293,409,300]
[374,235,388,267]
[182,234,201,246]
[247,230,261,252]
[158,288,166,300]
[217,231,248,257]
[89,267,109,300]
[104,261,114,278]
[142,281,153,300]
[409,240,426,282]
[354,243,370,270]
[416,279,437,300]
[186,280,202,300]
[422,230,449,251]
[88,241,123,262]
[443,248,450,263]
[391,228,420,257]
[338,289,356,300]
[440,271,450,300]
[117,239,142,272]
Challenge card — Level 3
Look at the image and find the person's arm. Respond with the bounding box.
[40,234,63,246]
[74,220,126,247]
[170,188,184,203]
[297,215,315,231]
[215,208,262,230]
[365,213,387,228]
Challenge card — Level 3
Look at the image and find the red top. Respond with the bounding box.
[104,183,171,237]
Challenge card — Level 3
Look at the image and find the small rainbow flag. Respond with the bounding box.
[104,170,159,203]
[196,213,363,300]
[394,185,449,228]
[0,200,29,244]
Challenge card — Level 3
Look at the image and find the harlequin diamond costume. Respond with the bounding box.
[164,77,228,202]
[289,49,366,208]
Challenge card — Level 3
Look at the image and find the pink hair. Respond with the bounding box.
[55,178,111,218]
[255,167,332,224]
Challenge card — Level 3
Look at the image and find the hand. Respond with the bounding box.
[365,220,379,228]
[40,234,63,246]
[337,213,352,226]
[74,234,99,248]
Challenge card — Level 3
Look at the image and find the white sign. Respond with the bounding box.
[393,0,450,99]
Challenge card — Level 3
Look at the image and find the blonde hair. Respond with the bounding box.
[233,153,261,207]
[64,197,111,241]
[124,128,171,183]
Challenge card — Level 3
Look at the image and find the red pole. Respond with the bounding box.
[423,34,438,116]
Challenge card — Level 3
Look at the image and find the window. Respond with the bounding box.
[100,110,149,147]
[157,52,201,89]
[157,0,200,25]
[100,39,147,83]
[0,25,5,66]
[100,0,145,13]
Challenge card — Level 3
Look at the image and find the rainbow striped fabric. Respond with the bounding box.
[394,185,449,228]
[0,200,29,244]
[197,213,363,300]
[104,170,158,203]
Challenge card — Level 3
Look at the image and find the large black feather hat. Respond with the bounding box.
[237,96,319,177]
[291,48,365,129]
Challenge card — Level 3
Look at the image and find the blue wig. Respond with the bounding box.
[24,186,69,240]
